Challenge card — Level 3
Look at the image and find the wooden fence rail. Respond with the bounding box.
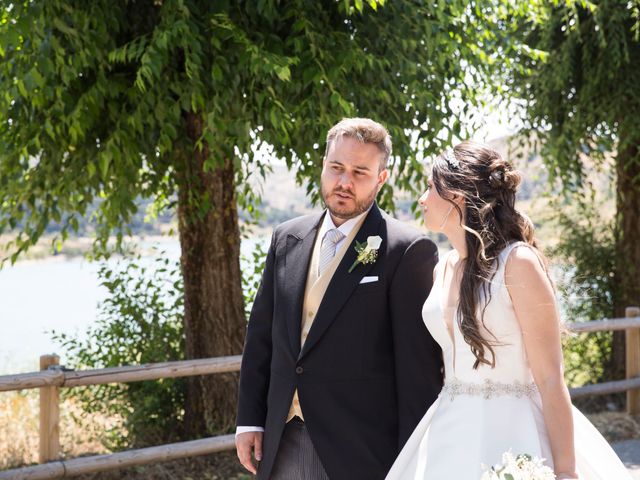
[0,436,236,480]
[0,306,638,479]
[0,355,243,392]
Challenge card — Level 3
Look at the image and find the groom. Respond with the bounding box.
[236,118,443,480]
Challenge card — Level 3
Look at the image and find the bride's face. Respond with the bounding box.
[418,177,460,232]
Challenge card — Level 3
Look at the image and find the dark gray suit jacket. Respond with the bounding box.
[237,203,443,480]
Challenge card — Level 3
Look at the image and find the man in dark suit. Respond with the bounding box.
[236,118,443,480]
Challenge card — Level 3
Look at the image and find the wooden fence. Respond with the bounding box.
[0,306,638,480]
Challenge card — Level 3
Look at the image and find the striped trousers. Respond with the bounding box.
[270,417,330,480]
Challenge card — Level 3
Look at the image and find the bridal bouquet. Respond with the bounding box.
[481,451,556,479]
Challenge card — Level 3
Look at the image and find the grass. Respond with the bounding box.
[585,412,640,443]
[71,454,252,480]
[0,390,115,470]
[0,390,251,479]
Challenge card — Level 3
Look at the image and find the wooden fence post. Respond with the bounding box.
[39,354,60,463]
[627,306,640,415]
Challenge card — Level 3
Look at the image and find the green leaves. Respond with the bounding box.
[99,151,111,181]
[343,0,385,14]
[505,1,640,193]
[0,0,510,264]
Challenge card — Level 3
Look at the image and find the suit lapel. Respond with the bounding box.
[284,213,324,358]
[299,204,383,360]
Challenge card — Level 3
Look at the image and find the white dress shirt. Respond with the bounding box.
[236,208,370,436]
[317,208,368,255]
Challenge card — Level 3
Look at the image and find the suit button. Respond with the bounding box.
[295,366,304,374]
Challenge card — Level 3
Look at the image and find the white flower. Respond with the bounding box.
[348,236,383,273]
[480,451,555,480]
[443,148,460,168]
[366,235,383,251]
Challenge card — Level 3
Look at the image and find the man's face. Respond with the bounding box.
[320,136,389,225]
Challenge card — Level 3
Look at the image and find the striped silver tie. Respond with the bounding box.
[318,228,345,276]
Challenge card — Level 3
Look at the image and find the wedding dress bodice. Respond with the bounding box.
[423,241,536,387]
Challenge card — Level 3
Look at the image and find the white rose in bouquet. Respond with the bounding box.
[481,451,556,480]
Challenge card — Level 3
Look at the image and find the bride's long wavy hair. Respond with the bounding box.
[431,141,552,369]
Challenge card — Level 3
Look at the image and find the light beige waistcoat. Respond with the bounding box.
[286,214,367,421]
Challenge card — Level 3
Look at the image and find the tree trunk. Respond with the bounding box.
[177,112,246,437]
[612,125,640,381]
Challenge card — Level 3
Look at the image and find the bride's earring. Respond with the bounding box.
[439,204,454,229]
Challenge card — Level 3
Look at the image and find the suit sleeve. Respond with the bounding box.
[236,229,277,427]
[389,236,443,448]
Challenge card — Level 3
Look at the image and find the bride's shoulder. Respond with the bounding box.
[432,249,454,281]
[502,242,547,281]
[438,249,456,267]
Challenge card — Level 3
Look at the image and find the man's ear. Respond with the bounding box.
[378,168,389,187]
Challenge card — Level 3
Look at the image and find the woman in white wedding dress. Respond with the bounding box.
[386,141,631,480]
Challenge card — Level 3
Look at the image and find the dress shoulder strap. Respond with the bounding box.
[498,240,531,265]
[435,249,455,278]
[496,240,546,282]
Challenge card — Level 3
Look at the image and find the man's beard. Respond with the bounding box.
[321,184,378,220]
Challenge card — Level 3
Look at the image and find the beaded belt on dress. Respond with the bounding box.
[442,378,538,400]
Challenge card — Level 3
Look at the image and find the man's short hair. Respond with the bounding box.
[323,117,392,171]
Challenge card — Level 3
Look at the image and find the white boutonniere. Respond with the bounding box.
[348,235,382,273]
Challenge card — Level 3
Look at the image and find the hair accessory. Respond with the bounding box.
[489,169,504,184]
[442,149,460,169]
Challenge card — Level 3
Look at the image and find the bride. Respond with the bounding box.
[386,141,630,479]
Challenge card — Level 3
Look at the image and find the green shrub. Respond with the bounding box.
[548,192,617,390]
[52,254,186,450]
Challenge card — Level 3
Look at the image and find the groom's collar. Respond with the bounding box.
[318,206,371,243]
[293,203,379,241]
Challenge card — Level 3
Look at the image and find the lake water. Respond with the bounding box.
[0,237,268,375]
